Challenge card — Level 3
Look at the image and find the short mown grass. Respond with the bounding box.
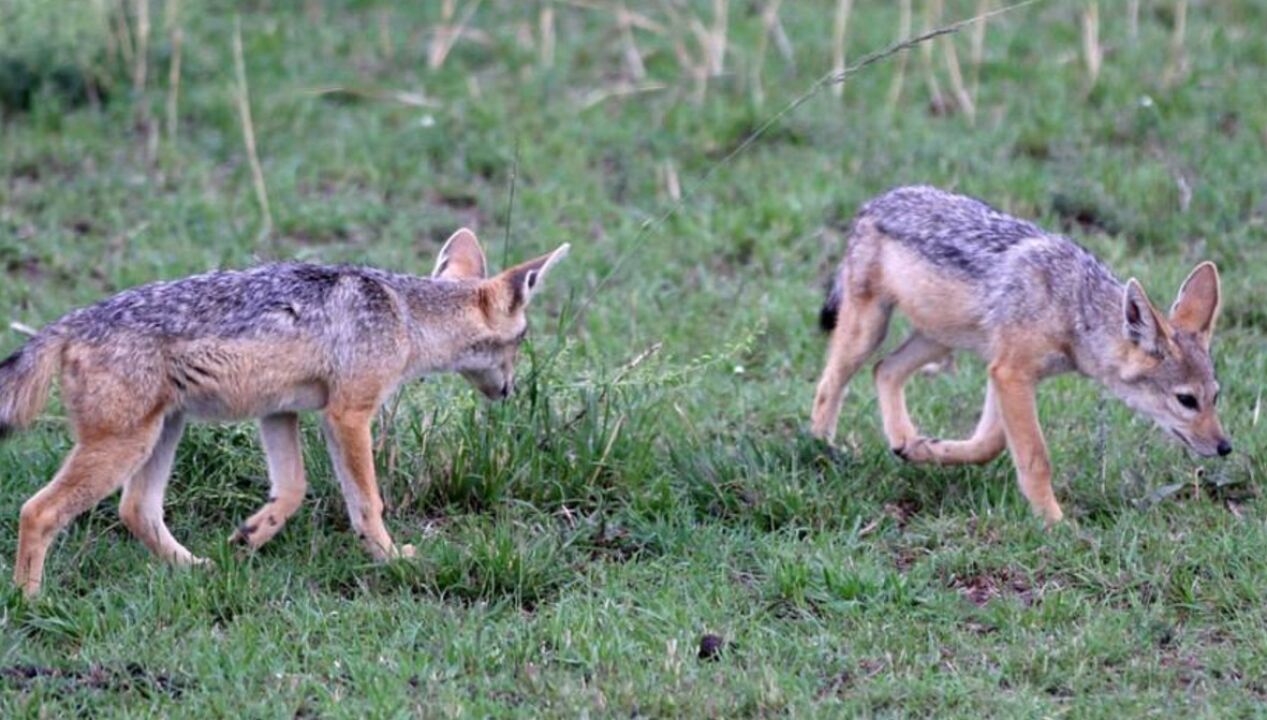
[2,0,1266,716]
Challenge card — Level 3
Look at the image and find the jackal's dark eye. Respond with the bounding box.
[1176,393,1199,411]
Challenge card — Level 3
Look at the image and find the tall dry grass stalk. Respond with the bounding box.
[113,0,137,68]
[685,0,729,77]
[132,0,158,163]
[942,35,975,122]
[93,0,120,70]
[618,3,647,81]
[429,0,483,70]
[885,0,914,115]
[767,3,793,66]
[1127,0,1140,40]
[661,160,681,202]
[1081,1,1102,90]
[166,28,182,142]
[750,0,783,106]
[431,0,456,68]
[539,1,555,69]
[970,0,990,102]
[579,81,666,110]
[709,0,729,76]
[132,0,150,93]
[377,9,395,61]
[661,0,727,103]
[165,0,182,147]
[1162,0,1188,87]
[232,15,274,242]
[830,0,853,98]
[919,0,947,113]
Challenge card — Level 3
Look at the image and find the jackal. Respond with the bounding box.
[0,229,568,595]
[811,186,1230,523]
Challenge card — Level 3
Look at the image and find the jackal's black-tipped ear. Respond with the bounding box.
[1170,261,1220,345]
[433,228,487,280]
[1123,278,1168,356]
[505,244,570,310]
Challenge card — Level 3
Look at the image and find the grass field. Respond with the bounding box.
[2,0,1267,716]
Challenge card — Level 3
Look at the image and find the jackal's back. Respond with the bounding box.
[858,185,1047,278]
[57,262,407,344]
[821,186,1121,338]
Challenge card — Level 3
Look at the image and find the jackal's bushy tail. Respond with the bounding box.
[819,271,843,332]
[0,334,62,439]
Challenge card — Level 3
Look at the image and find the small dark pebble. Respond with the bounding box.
[698,634,725,661]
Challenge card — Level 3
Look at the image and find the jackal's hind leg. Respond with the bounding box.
[119,414,206,566]
[230,413,308,550]
[810,296,893,442]
[873,333,950,453]
[898,380,1008,465]
[16,419,163,596]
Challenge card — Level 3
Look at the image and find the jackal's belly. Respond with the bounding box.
[180,380,329,421]
[166,337,330,421]
[898,309,989,353]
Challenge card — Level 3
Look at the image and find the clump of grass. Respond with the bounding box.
[376,515,575,608]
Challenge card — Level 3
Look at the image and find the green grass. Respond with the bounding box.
[2,0,1267,716]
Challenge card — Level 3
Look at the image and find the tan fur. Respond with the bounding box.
[878,239,988,352]
[813,223,1228,525]
[10,229,569,595]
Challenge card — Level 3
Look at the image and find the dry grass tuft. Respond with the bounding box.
[232,15,273,243]
[830,0,853,99]
[1081,1,1102,91]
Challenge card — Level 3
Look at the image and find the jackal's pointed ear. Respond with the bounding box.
[503,244,570,310]
[433,228,487,280]
[1169,261,1221,344]
[1123,278,1169,356]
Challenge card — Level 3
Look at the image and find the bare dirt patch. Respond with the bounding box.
[948,567,1046,607]
[1,663,188,699]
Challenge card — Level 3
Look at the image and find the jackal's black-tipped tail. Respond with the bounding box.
[0,334,62,440]
[819,275,843,332]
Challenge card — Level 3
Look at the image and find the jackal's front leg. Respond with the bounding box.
[321,407,414,561]
[990,362,1063,524]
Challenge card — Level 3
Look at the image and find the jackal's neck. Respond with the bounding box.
[1069,269,1131,383]
[394,277,488,373]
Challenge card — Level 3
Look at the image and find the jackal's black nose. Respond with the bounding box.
[1217,440,1232,457]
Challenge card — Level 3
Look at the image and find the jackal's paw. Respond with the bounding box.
[894,437,940,463]
[1039,504,1064,528]
[228,522,255,546]
[169,549,213,568]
